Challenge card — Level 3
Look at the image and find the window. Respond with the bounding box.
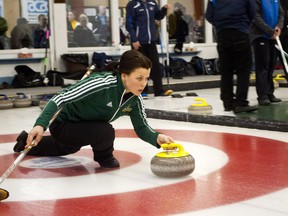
[119,0,130,45]
[0,0,49,50]
[168,0,205,44]
[66,0,111,47]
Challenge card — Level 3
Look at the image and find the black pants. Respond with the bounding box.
[27,120,115,162]
[138,43,164,96]
[252,37,276,101]
[216,29,252,108]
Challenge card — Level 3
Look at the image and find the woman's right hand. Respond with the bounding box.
[26,125,44,148]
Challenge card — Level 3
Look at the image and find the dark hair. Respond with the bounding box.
[102,50,152,75]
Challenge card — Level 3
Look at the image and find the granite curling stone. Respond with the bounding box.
[187,97,212,115]
[39,94,55,110]
[0,94,13,109]
[150,143,195,178]
[13,93,32,108]
[31,94,43,106]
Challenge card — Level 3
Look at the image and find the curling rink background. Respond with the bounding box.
[0,106,287,216]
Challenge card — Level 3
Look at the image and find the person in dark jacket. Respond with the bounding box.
[205,0,258,113]
[174,8,189,54]
[13,50,175,168]
[10,17,34,49]
[73,14,97,47]
[250,0,284,105]
[0,16,10,49]
[125,0,171,98]
[34,14,49,48]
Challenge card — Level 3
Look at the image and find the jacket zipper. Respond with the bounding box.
[108,90,134,123]
[144,4,151,43]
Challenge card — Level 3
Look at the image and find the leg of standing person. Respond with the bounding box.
[232,31,251,107]
[253,37,271,105]
[253,38,281,105]
[216,30,235,111]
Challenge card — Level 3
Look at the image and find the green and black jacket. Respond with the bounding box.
[35,72,160,147]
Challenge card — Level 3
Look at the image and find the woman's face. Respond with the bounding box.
[68,12,75,21]
[122,68,150,96]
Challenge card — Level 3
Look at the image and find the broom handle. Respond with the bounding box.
[0,65,95,185]
[0,146,32,184]
[275,36,288,74]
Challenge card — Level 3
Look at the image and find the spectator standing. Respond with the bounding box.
[10,17,34,49]
[126,0,171,98]
[120,17,129,45]
[174,8,189,54]
[250,0,284,105]
[67,11,79,31]
[168,2,183,39]
[205,0,258,113]
[34,14,49,48]
[0,17,10,49]
[73,14,97,47]
[94,5,109,44]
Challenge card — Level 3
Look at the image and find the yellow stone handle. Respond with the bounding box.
[157,143,189,158]
[274,74,285,81]
[161,143,183,151]
[191,97,208,107]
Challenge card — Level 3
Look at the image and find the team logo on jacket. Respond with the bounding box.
[122,105,132,113]
[149,6,154,11]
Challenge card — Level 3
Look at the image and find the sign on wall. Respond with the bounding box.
[21,0,48,24]
[0,0,4,17]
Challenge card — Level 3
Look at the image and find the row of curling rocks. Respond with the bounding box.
[0,93,55,110]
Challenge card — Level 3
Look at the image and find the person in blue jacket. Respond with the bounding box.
[250,0,284,105]
[205,0,258,113]
[125,0,170,98]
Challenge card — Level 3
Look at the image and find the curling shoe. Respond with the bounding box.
[98,156,120,168]
[13,130,28,152]
[269,96,282,103]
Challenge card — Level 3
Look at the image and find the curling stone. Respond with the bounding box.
[39,94,54,110]
[0,94,13,109]
[13,93,32,108]
[0,188,9,201]
[187,97,212,115]
[274,74,287,84]
[31,94,43,106]
[150,143,195,178]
